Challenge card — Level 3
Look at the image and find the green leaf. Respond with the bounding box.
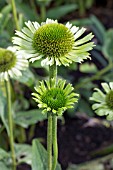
[0,148,11,170]
[47,4,78,19]
[0,88,9,135]
[90,15,106,44]
[14,109,47,128]
[0,161,11,170]
[0,4,11,32]
[32,139,61,170]
[102,29,113,60]
[71,18,92,27]
[13,69,35,87]
[80,63,97,73]
[15,144,32,165]
[15,0,38,21]
[0,148,9,161]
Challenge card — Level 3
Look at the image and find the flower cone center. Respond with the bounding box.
[0,48,16,73]
[33,23,74,58]
[106,90,113,109]
[41,88,66,110]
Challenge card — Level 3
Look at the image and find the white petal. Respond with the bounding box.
[8,70,13,78]
[29,55,42,63]
[15,30,32,42]
[7,46,16,53]
[33,22,40,29]
[12,68,22,76]
[74,27,86,40]
[41,57,50,66]
[101,83,110,93]
[25,21,36,33]
[4,72,8,81]
[70,26,79,34]
[65,22,72,29]
[109,82,113,90]
[22,27,34,38]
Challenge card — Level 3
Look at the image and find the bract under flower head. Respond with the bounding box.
[13,18,95,67]
[90,82,113,120]
[32,78,79,116]
[0,46,28,81]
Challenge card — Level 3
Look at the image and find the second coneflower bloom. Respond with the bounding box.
[0,46,28,81]
[13,18,94,66]
[32,78,79,116]
[90,82,113,120]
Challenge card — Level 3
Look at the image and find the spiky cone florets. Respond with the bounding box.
[32,78,79,116]
[13,18,95,67]
[0,46,28,81]
[90,82,113,120]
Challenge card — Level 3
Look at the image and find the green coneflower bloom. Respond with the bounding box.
[13,18,95,67]
[0,46,28,81]
[90,82,113,120]
[32,78,79,116]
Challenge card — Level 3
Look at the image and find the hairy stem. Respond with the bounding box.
[5,78,16,170]
[11,0,20,30]
[75,63,113,90]
[47,113,52,170]
[52,115,58,170]
[47,63,58,170]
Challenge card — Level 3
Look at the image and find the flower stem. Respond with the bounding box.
[47,63,58,170]
[40,4,46,21]
[49,64,57,86]
[52,115,58,170]
[47,113,52,170]
[5,78,16,170]
[75,63,113,90]
[11,0,20,30]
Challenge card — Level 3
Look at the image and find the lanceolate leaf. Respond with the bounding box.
[32,139,61,170]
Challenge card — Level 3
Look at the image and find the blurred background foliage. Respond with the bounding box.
[1,0,113,170]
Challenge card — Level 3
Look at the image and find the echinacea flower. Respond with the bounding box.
[0,46,28,81]
[13,18,94,67]
[32,78,79,116]
[90,82,113,120]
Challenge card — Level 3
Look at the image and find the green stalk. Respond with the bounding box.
[11,0,20,30]
[75,63,113,90]
[47,113,52,170]
[78,0,85,16]
[40,4,46,21]
[5,78,16,170]
[47,63,58,170]
[52,115,58,170]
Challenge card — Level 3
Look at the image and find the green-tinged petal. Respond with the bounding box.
[58,79,66,90]
[95,108,109,116]
[74,42,94,51]
[74,33,94,46]
[107,111,113,120]
[40,80,46,92]
[42,109,48,114]
[32,78,78,116]
[92,103,105,110]
[74,27,86,40]
[109,82,113,90]
[90,91,105,103]
[101,83,110,93]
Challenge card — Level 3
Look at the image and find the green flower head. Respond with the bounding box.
[90,82,113,120]
[13,18,95,67]
[0,46,28,81]
[32,78,79,116]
